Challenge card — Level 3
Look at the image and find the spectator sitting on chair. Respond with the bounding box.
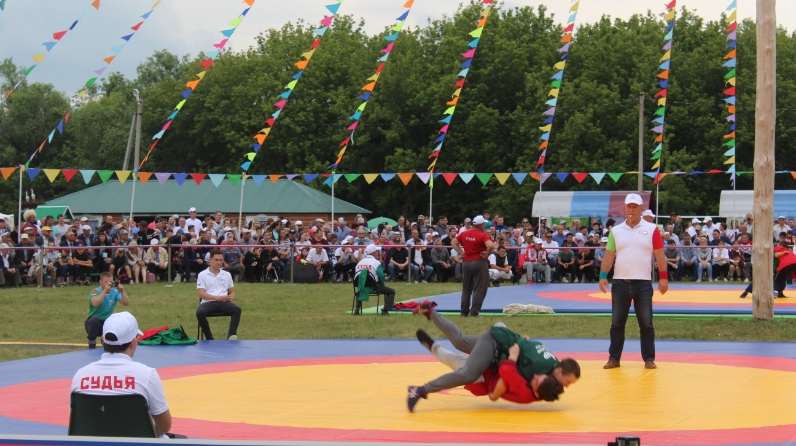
[220,233,243,281]
[488,245,512,287]
[525,238,551,284]
[196,249,241,341]
[679,234,698,281]
[260,232,282,283]
[84,272,130,349]
[72,247,94,286]
[243,247,262,282]
[72,311,172,438]
[0,243,21,288]
[431,239,453,283]
[145,239,169,281]
[353,244,395,315]
[576,238,595,283]
[56,249,75,287]
[333,237,356,283]
[306,245,330,282]
[696,236,713,282]
[15,233,35,281]
[556,247,576,283]
[450,247,463,282]
[387,241,416,283]
[409,238,434,283]
[110,245,133,284]
[663,240,681,281]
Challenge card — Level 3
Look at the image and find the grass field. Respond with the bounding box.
[2,281,796,363]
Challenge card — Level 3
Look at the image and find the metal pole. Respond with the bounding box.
[130,90,142,221]
[429,186,433,224]
[17,165,22,236]
[122,112,136,170]
[238,176,245,235]
[638,92,645,191]
[331,171,335,227]
[167,245,172,284]
[37,245,43,290]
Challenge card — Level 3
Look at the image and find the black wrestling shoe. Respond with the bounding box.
[407,386,427,413]
[412,300,434,320]
[416,329,435,351]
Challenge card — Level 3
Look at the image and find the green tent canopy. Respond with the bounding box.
[34,204,74,222]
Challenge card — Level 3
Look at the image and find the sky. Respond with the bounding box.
[0,0,793,97]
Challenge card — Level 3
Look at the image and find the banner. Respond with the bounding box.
[240,0,344,173]
[141,0,256,169]
[536,0,581,173]
[4,167,763,188]
[25,0,163,169]
[1,0,101,106]
[328,0,415,173]
[722,0,738,183]
[426,0,493,187]
[650,0,676,184]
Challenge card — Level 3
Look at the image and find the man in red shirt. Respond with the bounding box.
[451,215,494,317]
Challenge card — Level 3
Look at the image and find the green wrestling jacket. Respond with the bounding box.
[489,326,560,380]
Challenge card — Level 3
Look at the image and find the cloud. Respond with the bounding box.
[0,0,791,96]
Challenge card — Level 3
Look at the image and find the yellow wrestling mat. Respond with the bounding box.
[164,360,796,433]
[587,289,793,305]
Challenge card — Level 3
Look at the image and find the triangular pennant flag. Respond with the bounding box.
[80,170,95,184]
[302,174,319,183]
[475,173,493,185]
[59,169,78,182]
[97,170,115,183]
[440,173,457,185]
[724,156,736,164]
[510,172,526,184]
[571,173,588,183]
[341,174,359,183]
[206,173,224,187]
[724,148,736,156]
[469,27,483,38]
[468,37,480,48]
[555,172,569,183]
[115,170,131,184]
[43,169,60,182]
[607,172,623,182]
[249,175,266,186]
[227,174,242,186]
[31,54,46,63]
[314,26,328,36]
[42,41,57,52]
[415,172,431,184]
[110,45,124,54]
[493,173,511,185]
[268,174,284,183]
[363,174,379,184]
[154,172,171,184]
[397,173,414,185]
[589,172,606,184]
[540,173,553,183]
[53,30,67,41]
[121,33,133,41]
[320,15,335,26]
[137,171,152,184]
[380,173,396,182]
[188,173,206,186]
[457,173,474,184]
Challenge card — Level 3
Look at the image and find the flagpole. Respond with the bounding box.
[238,176,245,235]
[331,171,335,226]
[17,165,23,234]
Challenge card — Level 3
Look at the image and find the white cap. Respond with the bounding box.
[692,218,701,224]
[316,218,324,222]
[80,217,89,222]
[365,244,381,255]
[472,215,487,225]
[102,312,143,346]
[464,217,472,222]
[540,216,547,220]
[642,210,655,218]
[704,216,713,222]
[574,233,584,240]
[410,222,418,226]
[431,231,440,237]
[338,217,345,222]
[625,193,643,205]
[664,231,670,236]
[778,216,786,220]
[560,219,567,224]
[342,235,353,245]
[281,219,288,224]
[82,225,91,231]
[357,217,365,224]
[534,238,543,244]
[223,226,232,232]
[20,234,29,239]
[526,231,534,237]
[601,237,609,243]
[0,243,8,248]
[150,238,159,246]
[295,220,303,226]
[189,207,197,213]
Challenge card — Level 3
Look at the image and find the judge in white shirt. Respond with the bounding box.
[196,249,241,340]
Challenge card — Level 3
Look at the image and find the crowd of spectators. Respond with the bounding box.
[0,207,787,288]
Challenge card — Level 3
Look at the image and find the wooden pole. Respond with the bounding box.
[753,0,776,320]
[638,92,645,191]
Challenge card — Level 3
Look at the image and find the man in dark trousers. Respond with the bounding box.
[599,193,668,370]
[451,215,494,317]
[196,249,242,340]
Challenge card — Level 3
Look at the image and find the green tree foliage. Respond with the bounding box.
[0,2,794,223]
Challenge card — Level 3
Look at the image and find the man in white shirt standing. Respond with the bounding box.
[196,249,242,340]
[185,207,204,238]
[773,216,791,242]
[71,312,172,437]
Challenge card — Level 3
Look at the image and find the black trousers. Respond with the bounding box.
[461,260,489,316]
[196,301,242,340]
[373,282,396,311]
[85,316,105,343]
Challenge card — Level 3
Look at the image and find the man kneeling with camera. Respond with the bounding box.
[85,272,130,349]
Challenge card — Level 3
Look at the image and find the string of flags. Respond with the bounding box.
[1,0,100,106]
[328,0,415,171]
[536,0,580,173]
[24,0,162,170]
[427,0,493,188]
[0,0,7,11]
[650,0,676,185]
[140,0,256,169]
[722,0,738,184]
[4,167,776,189]
[240,0,344,173]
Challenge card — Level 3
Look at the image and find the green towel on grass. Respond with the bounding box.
[138,326,197,345]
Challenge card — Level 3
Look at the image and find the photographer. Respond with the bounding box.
[85,272,130,349]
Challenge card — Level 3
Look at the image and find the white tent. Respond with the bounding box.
[719,190,796,219]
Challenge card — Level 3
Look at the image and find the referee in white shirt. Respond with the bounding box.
[599,193,668,370]
[196,249,242,340]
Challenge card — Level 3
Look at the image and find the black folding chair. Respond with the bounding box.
[68,393,156,438]
[352,277,381,315]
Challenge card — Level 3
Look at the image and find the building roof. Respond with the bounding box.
[45,179,370,215]
[34,204,74,221]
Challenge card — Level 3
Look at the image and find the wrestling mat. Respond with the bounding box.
[1,339,796,445]
[390,283,796,316]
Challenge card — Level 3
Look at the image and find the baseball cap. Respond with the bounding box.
[625,193,644,205]
[82,225,91,231]
[692,218,701,224]
[281,219,288,224]
[119,229,129,235]
[525,231,533,237]
[540,216,547,220]
[150,238,159,246]
[472,215,487,225]
[410,222,418,227]
[102,312,143,346]
[295,220,303,226]
[189,207,197,212]
[42,226,52,231]
[778,216,786,220]
[289,229,296,234]
[309,228,317,234]
[431,231,440,237]
[20,234,28,240]
[316,218,324,223]
[24,226,34,231]
[80,217,89,222]
[534,238,543,244]
[642,210,655,218]
[356,217,365,224]
[704,216,713,222]
[574,233,584,240]
[0,243,8,248]
[365,244,381,255]
[601,237,609,243]
[464,217,472,222]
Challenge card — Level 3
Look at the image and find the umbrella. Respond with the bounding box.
[367,216,398,229]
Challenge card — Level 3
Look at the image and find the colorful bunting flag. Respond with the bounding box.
[649,0,676,184]
[242,0,343,173]
[329,0,414,171]
[722,0,737,184]
[141,2,256,169]
[427,0,494,187]
[1,0,101,106]
[536,0,580,174]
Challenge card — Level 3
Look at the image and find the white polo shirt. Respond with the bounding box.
[197,268,234,304]
[606,219,664,280]
[306,249,329,263]
[71,353,169,416]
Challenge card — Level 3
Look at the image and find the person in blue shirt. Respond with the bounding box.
[85,272,130,349]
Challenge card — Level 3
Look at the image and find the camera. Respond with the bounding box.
[111,280,119,288]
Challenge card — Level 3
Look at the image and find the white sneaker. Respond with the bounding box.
[414,280,419,283]
[573,279,579,283]
[421,280,428,283]
[744,278,749,282]
[562,277,569,283]
[228,335,238,341]
[696,279,702,283]
[724,278,728,282]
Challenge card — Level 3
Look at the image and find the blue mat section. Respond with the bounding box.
[399,283,796,315]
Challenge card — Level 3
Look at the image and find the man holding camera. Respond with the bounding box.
[85,272,131,349]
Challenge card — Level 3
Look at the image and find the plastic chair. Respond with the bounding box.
[352,281,381,315]
[68,392,156,438]
[197,298,231,340]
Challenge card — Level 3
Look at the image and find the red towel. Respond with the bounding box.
[139,326,169,340]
